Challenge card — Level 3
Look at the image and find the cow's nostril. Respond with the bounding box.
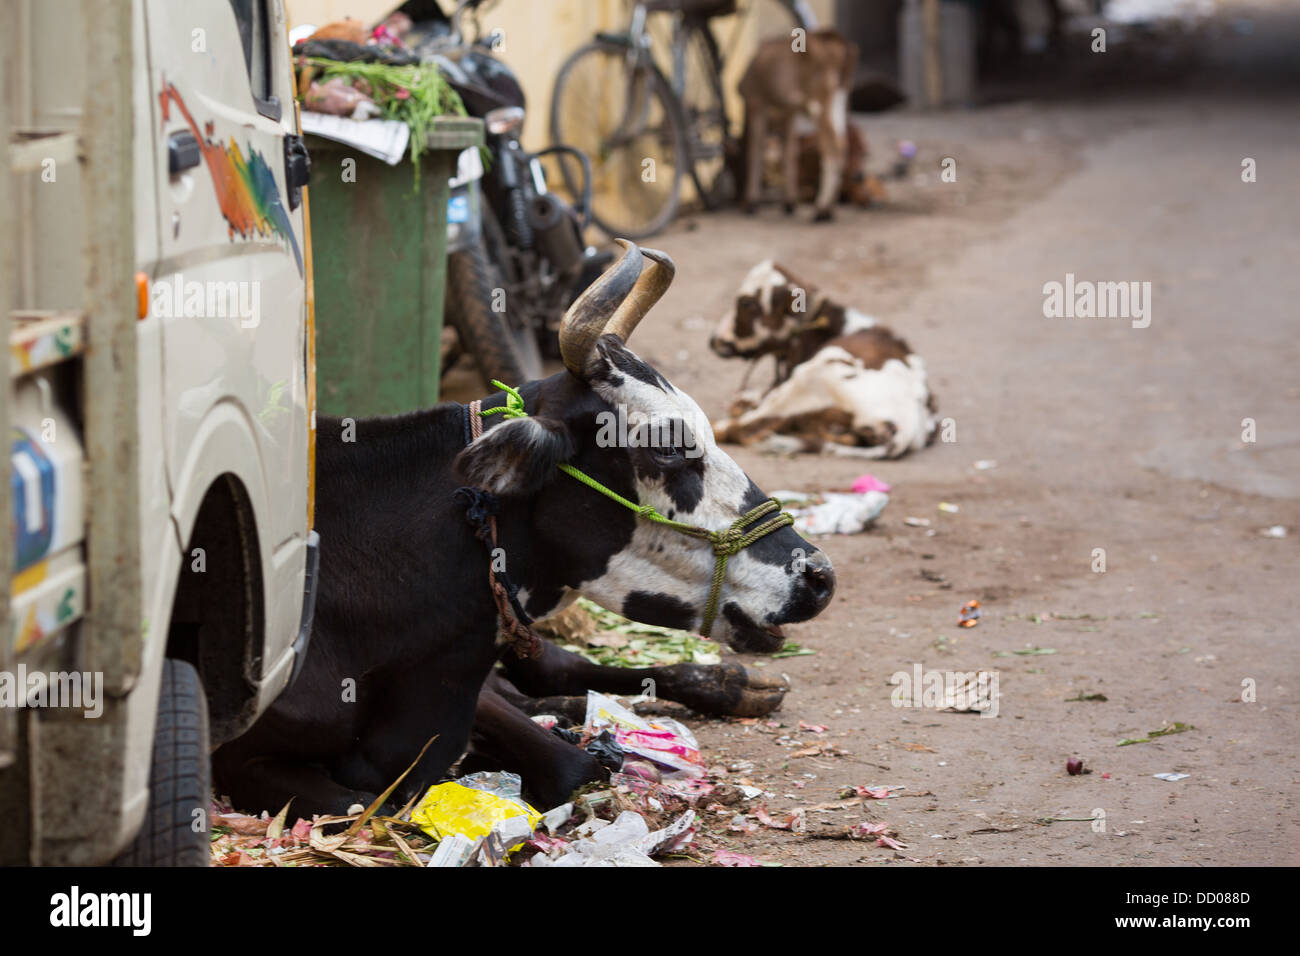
[803,553,836,606]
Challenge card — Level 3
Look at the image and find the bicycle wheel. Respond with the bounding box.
[551,39,687,240]
[672,19,732,208]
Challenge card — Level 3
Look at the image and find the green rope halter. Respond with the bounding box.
[478,381,795,638]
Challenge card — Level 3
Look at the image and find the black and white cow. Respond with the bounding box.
[709,260,938,459]
[213,242,835,814]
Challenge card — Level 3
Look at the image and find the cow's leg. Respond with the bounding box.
[743,102,766,214]
[714,415,786,448]
[714,357,831,448]
[501,640,788,718]
[822,441,891,460]
[463,673,608,808]
[212,751,381,818]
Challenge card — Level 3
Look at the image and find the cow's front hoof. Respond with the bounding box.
[529,695,588,724]
[783,201,796,216]
[812,208,834,223]
[528,748,607,809]
[723,665,790,717]
[661,662,788,717]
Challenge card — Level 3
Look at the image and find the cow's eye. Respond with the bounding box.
[652,444,684,465]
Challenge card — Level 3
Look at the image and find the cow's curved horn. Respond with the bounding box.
[559,238,643,378]
[604,247,675,345]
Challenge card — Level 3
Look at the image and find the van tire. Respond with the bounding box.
[112,658,211,866]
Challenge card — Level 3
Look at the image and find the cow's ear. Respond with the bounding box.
[455,416,574,497]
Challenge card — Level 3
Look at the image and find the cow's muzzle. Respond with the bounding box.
[721,548,835,653]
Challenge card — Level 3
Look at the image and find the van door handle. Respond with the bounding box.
[284,133,311,211]
[168,130,201,175]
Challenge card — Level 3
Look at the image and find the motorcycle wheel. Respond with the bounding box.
[445,238,543,390]
[479,202,548,377]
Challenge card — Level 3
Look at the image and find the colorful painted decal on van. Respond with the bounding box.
[10,417,88,653]
[158,82,304,275]
[12,560,85,655]
[10,317,82,375]
[11,428,56,572]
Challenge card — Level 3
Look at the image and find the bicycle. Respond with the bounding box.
[550,0,815,240]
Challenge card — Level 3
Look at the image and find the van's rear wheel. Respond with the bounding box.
[112,658,211,866]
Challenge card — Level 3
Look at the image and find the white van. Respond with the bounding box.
[1,0,316,864]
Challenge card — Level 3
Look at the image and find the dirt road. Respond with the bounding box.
[436,0,1298,865]
[582,2,1299,866]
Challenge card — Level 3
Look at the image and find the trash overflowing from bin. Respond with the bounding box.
[292,19,469,173]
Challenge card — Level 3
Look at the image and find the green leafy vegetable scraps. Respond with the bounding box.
[1117,722,1193,746]
[305,59,466,177]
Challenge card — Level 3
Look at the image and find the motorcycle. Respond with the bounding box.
[396,0,608,388]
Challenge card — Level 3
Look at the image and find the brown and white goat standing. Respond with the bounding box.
[738,29,858,222]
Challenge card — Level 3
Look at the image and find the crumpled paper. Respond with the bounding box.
[526,810,696,867]
[772,489,889,535]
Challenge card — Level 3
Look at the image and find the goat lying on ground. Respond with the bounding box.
[709,260,938,459]
[796,122,885,208]
[214,242,835,814]
[739,29,858,222]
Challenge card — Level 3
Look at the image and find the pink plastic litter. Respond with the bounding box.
[715,850,760,867]
[851,473,892,494]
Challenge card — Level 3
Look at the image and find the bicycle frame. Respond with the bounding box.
[597,8,667,156]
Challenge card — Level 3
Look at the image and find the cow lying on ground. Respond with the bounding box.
[739,29,858,222]
[213,242,835,814]
[709,261,938,459]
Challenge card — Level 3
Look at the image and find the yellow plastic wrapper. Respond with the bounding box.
[411,772,542,845]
